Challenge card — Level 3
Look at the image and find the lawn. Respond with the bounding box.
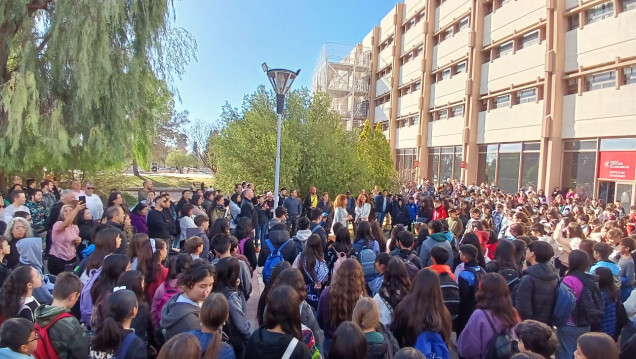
[119,173,215,189]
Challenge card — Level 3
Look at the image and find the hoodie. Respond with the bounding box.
[419,233,454,267]
[188,330,236,359]
[430,264,456,281]
[268,217,284,230]
[258,228,297,267]
[34,305,90,359]
[160,292,201,341]
[292,229,312,254]
[130,213,148,234]
[515,262,559,325]
[242,327,312,359]
[17,237,53,305]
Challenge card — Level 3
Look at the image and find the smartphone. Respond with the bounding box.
[79,195,86,203]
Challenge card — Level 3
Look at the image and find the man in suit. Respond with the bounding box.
[374,190,392,228]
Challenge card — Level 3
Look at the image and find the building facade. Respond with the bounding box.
[315,0,636,210]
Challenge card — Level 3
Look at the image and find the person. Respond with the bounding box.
[293,234,328,311]
[329,321,367,359]
[390,231,423,272]
[278,188,288,208]
[554,219,585,276]
[213,257,250,358]
[238,188,257,230]
[234,217,257,270]
[179,203,197,246]
[0,236,11,285]
[209,194,227,225]
[83,182,104,222]
[352,297,400,359]
[89,254,131,329]
[114,270,152,342]
[515,240,558,325]
[283,189,302,234]
[391,197,411,229]
[151,253,191,328]
[0,318,39,358]
[44,190,75,256]
[1,265,42,322]
[176,190,192,215]
[156,333,201,359]
[618,237,636,301]
[589,242,620,285]
[48,203,83,275]
[429,246,459,322]
[138,179,153,202]
[190,194,206,217]
[456,244,485,335]
[40,179,57,214]
[325,226,354,281]
[395,348,427,359]
[2,190,30,225]
[514,320,558,359]
[317,259,366,355]
[89,289,147,359]
[4,217,33,269]
[255,195,270,250]
[258,223,297,269]
[303,186,319,216]
[457,273,521,359]
[147,195,176,244]
[25,189,47,243]
[352,220,380,283]
[130,203,148,235]
[77,208,96,251]
[419,220,454,267]
[593,267,627,340]
[374,257,410,327]
[160,260,216,341]
[574,332,618,359]
[256,262,292,327]
[188,292,235,359]
[184,236,204,260]
[432,199,448,220]
[211,233,252,300]
[34,272,89,359]
[331,194,352,232]
[375,190,392,229]
[447,208,464,239]
[292,216,312,254]
[485,239,521,300]
[317,192,333,234]
[78,228,122,283]
[308,208,328,250]
[345,191,356,222]
[355,192,371,224]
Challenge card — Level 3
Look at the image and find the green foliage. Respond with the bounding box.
[355,120,397,191]
[0,0,195,174]
[166,149,197,171]
[211,87,397,195]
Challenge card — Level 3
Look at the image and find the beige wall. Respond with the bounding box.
[480,44,546,94]
[435,0,470,31]
[428,116,464,147]
[485,1,544,45]
[478,101,544,144]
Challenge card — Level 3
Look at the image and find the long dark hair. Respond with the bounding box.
[566,250,590,275]
[86,228,120,272]
[392,268,452,346]
[257,261,291,326]
[1,266,35,319]
[234,217,253,240]
[201,293,229,359]
[369,220,387,252]
[329,321,367,359]
[166,253,193,282]
[476,273,519,328]
[461,233,486,268]
[333,227,352,253]
[90,289,138,351]
[379,257,411,310]
[117,270,146,304]
[209,218,229,238]
[492,240,518,271]
[353,220,373,247]
[300,234,324,281]
[329,259,366,327]
[594,267,618,302]
[128,234,156,286]
[91,254,130,305]
[106,191,123,208]
[264,285,303,339]
[212,257,240,292]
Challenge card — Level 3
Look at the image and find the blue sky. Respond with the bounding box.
[173,0,398,125]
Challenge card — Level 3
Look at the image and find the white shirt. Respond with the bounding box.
[72,190,86,200]
[84,193,104,221]
[2,204,30,224]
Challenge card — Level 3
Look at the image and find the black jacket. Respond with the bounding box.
[515,262,559,325]
[391,203,410,225]
[390,248,423,269]
[367,324,401,359]
[147,208,172,240]
[374,195,392,214]
[243,328,311,359]
[45,202,64,230]
[309,222,327,252]
[258,229,297,267]
[240,200,258,228]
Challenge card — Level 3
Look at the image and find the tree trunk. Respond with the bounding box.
[132,158,140,176]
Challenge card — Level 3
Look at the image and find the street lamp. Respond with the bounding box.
[262,63,301,207]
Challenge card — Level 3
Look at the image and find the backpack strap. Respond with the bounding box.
[281,337,299,359]
[265,239,275,253]
[277,239,291,253]
[40,312,74,330]
[311,225,321,233]
[116,332,138,358]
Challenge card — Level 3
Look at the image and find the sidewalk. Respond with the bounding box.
[245,266,264,333]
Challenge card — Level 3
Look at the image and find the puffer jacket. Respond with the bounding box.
[515,262,559,325]
[366,324,400,359]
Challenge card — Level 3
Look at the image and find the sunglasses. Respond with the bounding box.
[86,187,95,190]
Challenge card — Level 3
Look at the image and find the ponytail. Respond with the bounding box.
[203,327,223,359]
[90,289,137,352]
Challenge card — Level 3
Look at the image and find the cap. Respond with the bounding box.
[346,190,352,194]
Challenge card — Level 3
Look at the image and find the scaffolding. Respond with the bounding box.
[312,43,372,130]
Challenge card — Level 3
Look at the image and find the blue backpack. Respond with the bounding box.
[551,280,576,327]
[112,332,137,359]
[262,239,291,284]
[414,331,450,359]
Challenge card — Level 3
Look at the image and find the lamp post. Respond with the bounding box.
[262,63,300,207]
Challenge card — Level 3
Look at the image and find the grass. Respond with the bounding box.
[119,173,215,189]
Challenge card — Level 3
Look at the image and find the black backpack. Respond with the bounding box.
[498,268,521,302]
[484,311,518,359]
[572,273,604,326]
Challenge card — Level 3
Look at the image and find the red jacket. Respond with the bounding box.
[432,205,448,220]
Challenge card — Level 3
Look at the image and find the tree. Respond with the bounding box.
[151,101,190,167]
[0,0,196,178]
[190,119,215,170]
[356,120,397,191]
[166,150,197,173]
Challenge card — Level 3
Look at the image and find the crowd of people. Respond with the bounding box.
[0,174,635,359]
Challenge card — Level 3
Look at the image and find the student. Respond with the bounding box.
[0,236,11,286]
[392,268,452,358]
[618,237,636,301]
[256,261,292,327]
[1,265,42,322]
[89,254,131,330]
[457,273,521,359]
[429,246,459,322]
[188,292,235,359]
[116,271,151,341]
[258,223,296,269]
[456,244,485,334]
[234,217,257,270]
[329,321,367,359]
[352,297,400,359]
[160,260,215,341]
[446,208,464,239]
[89,289,147,359]
[187,214,211,260]
[368,253,391,297]
[395,348,427,359]
[244,285,312,359]
[0,318,38,358]
[144,238,169,300]
[485,239,521,300]
[390,231,423,272]
[373,257,411,327]
[184,236,204,260]
[515,241,559,325]
[156,333,201,359]
[325,226,354,282]
[34,272,89,359]
[419,220,453,268]
[515,320,558,359]
[210,233,252,301]
[590,242,620,284]
[212,257,249,358]
[593,267,628,340]
[351,220,380,283]
[151,253,191,328]
[574,333,619,359]
[432,199,448,220]
[293,234,328,311]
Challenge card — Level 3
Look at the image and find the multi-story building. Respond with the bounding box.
[315,0,636,211]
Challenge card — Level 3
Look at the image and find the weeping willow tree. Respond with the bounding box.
[0,0,196,179]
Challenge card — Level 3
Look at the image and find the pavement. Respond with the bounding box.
[245,265,265,333]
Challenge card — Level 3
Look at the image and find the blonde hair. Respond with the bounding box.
[352,297,380,331]
[334,194,347,210]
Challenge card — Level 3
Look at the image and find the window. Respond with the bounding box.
[415,81,421,90]
[442,27,454,41]
[587,70,616,91]
[455,61,467,74]
[452,105,464,117]
[439,109,448,120]
[481,99,489,112]
[498,41,514,57]
[568,14,580,31]
[587,2,614,24]
[625,0,636,11]
[566,78,579,95]
[522,31,539,48]
[442,68,451,80]
[625,66,636,84]
[483,50,491,63]
[517,88,537,104]
[458,17,469,31]
[411,115,419,125]
[495,94,510,108]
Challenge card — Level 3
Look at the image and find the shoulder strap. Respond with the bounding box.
[483,310,497,334]
[277,239,291,253]
[265,239,275,253]
[116,332,138,358]
[281,337,299,359]
[382,329,394,359]
[311,225,321,233]
[41,312,74,330]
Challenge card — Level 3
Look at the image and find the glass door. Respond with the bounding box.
[598,181,616,204]
[616,183,633,214]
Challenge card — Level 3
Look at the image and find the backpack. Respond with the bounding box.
[355,244,377,282]
[551,280,577,327]
[332,251,348,279]
[238,237,250,255]
[33,313,74,359]
[498,268,521,301]
[464,267,485,290]
[154,283,180,324]
[484,311,518,359]
[403,253,419,280]
[573,274,604,326]
[262,239,291,284]
[79,267,102,327]
[439,272,459,319]
[413,331,450,359]
[292,236,304,255]
[112,332,138,359]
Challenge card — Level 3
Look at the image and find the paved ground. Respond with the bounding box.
[245,266,264,333]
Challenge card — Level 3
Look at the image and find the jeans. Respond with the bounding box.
[377,212,386,227]
[255,223,267,248]
[556,325,589,359]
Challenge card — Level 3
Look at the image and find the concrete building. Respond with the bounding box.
[315,0,636,210]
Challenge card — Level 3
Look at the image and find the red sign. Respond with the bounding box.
[598,151,636,181]
[413,161,419,167]
[460,161,466,169]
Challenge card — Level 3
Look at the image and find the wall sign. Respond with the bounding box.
[598,151,636,181]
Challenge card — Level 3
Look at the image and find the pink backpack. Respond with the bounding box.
[332,252,348,279]
[154,283,179,324]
